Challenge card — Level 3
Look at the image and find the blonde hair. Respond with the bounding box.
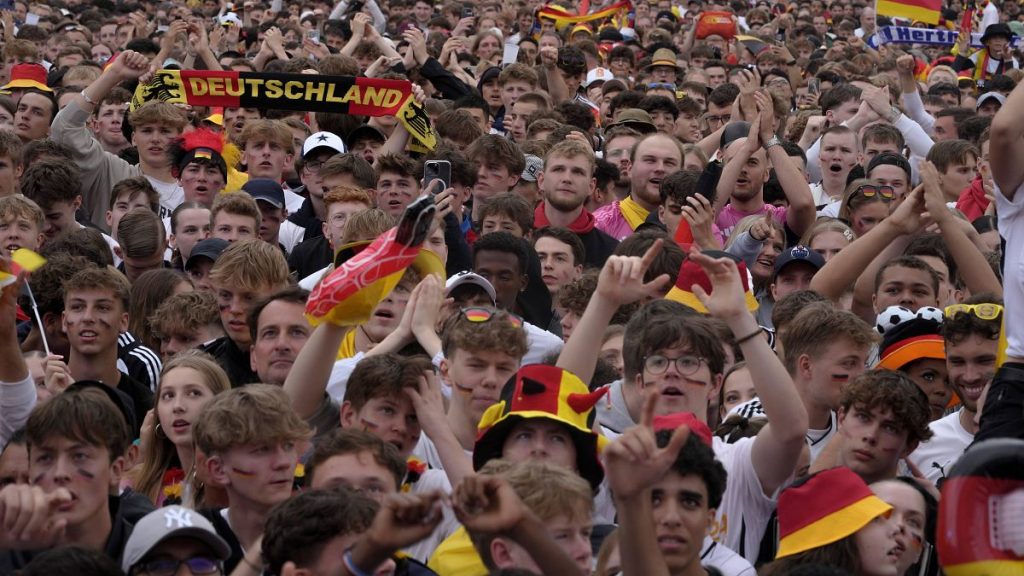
[545,139,595,171]
[128,350,230,506]
[129,101,188,131]
[341,208,395,244]
[725,213,782,250]
[193,384,312,456]
[208,239,290,293]
[210,191,260,231]
[800,217,856,247]
[238,119,294,152]
[0,194,43,232]
[470,460,594,569]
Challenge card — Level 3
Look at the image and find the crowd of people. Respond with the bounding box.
[0,0,1022,574]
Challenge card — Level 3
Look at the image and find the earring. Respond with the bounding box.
[155,423,166,439]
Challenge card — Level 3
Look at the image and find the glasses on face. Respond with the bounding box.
[643,354,705,376]
[134,556,221,576]
[303,159,327,173]
[461,307,524,328]
[944,303,1004,321]
[703,114,729,127]
[855,184,895,200]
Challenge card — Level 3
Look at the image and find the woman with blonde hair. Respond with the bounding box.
[801,218,857,263]
[472,29,503,66]
[726,213,786,292]
[838,179,895,238]
[128,350,230,507]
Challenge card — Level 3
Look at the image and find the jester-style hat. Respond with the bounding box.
[168,128,228,181]
[664,250,759,313]
[473,365,608,489]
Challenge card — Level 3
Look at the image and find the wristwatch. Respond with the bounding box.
[887,105,902,124]
[764,135,783,150]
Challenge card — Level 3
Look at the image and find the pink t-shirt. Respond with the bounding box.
[716,203,788,239]
[593,201,637,240]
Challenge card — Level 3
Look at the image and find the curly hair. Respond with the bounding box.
[839,370,934,446]
[656,431,728,510]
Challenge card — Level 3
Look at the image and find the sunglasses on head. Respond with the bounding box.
[460,307,524,328]
[944,303,1003,321]
[855,184,895,199]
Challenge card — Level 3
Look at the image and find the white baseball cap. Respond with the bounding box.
[302,131,347,158]
[445,271,497,305]
[584,67,612,88]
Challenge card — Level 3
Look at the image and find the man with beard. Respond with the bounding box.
[713,98,815,239]
[593,132,684,240]
[533,140,618,268]
[909,298,1001,482]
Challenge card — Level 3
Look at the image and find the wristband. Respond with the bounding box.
[81,90,96,105]
[734,327,764,345]
[887,105,901,124]
[343,550,374,576]
[764,135,783,150]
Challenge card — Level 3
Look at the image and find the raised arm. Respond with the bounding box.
[990,77,1024,197]
[714,117,760,217]
[0,262,34,447]
[689,248,807,496]
[283,322,348,419]
[810,187,925,302]
[921,161,1003,298]
[755,92,814,236]
[557,241,670,385]
[540,46,568,104]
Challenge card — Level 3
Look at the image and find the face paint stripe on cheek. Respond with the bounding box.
[231,467,257,477]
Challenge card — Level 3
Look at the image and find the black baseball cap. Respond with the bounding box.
[242,179,286,209]
[185,238,229,271]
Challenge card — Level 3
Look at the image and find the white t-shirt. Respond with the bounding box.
[807,411,837,464]
[711,437,777,562]
[997,183,1024,358]
[701,537,758,576]
[406,469,460,562]
[279,219,305,255]
[148,177,184,222]
[908,409,973,484]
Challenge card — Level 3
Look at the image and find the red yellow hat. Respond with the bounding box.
[1,63,52,93]
[474,365,608,489]
[776,467,893,559]
[664,250,758,314]
[653,412,713,447]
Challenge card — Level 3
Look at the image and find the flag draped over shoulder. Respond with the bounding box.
[538,0,632,30]
[131,70,435,150]
[876,0,941,25]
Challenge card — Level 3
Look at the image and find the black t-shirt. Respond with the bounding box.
[200,336,259,388]
[288,234,332,280]
[200,508,244,574]
[0,494,153,573]
[117,372,154,439]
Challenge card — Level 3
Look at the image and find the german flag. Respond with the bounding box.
[876,0,942,25]
[538,0,632,30]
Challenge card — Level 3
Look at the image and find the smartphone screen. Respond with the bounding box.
[423,160,451,195]
[306,29,320,43]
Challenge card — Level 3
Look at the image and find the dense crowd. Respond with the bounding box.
[0,0,1022,574]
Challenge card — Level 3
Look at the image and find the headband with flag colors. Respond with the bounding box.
[474,365,608,489]
[538,0,632,30]
[306,195,439,326]
[776,467,893,559]
[132,70,436,151]
[876,0,942,26]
